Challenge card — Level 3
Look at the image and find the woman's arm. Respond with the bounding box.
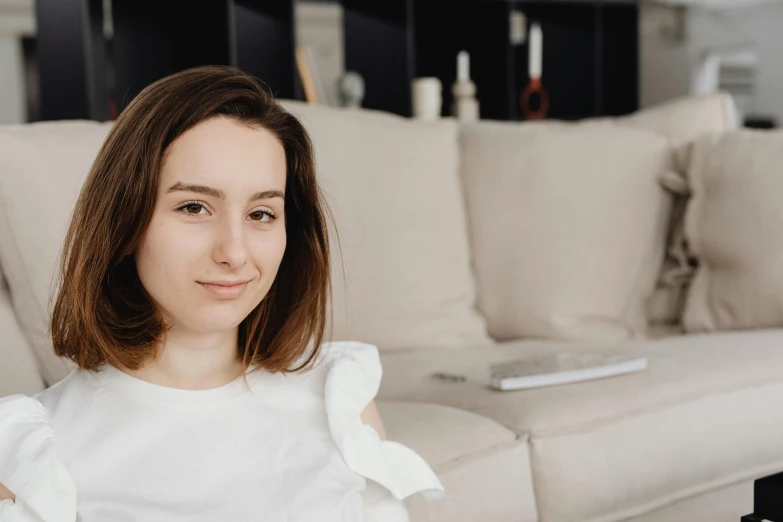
[0,482,15,502]
[361,400,388,440]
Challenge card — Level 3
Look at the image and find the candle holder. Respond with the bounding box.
[452,50,480,121]
[520,78,550,120]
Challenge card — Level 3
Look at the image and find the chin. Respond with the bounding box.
[189,308,251,332]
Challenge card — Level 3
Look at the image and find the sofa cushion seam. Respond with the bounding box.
[433,433,528,472]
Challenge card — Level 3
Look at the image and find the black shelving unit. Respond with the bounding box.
[112,0,299,107]
[515,0,639,120]
[35,0,638,122]
[229,0,298,99]
[341,0,415,117]
[35,0,299,121]
[342,0,639,120]
[35,0,109,121]
[413,0,519,121]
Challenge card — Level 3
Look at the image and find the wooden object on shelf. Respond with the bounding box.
[451,51,480,121]
[296,46,320,104]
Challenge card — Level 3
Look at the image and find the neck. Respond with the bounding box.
[120,326,245,390]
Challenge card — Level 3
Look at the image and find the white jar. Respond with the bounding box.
[411,77,442,121]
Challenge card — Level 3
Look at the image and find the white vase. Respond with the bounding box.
[411,77,442,121]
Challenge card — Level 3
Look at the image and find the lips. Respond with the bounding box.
[200,280,251,287]
[197,280,251,299]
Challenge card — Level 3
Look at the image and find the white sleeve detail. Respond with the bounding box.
[320,341,445,502]
[363,480,411,522]
[0,395,77,522]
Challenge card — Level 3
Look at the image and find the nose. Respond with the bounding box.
[212,215,249,269]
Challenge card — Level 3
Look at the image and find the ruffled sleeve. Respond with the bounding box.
[320,341,445,510]
[0,395,77,522]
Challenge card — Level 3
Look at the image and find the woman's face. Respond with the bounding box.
[135,117,287,333]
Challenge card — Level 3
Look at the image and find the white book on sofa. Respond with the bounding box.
[488,351,648,391]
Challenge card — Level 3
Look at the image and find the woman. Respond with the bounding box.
[0,65,443,521]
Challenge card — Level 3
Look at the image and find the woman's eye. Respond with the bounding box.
[249,210,276,223]
[179,203,208,216]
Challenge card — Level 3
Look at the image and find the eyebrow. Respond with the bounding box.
[167,182,284,202]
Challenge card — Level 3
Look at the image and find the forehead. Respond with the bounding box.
[160,117,286,191]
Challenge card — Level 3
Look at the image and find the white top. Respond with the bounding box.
[0,341,444,522]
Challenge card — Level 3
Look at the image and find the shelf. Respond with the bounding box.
[341,0,639,120]
[35,0,298,121]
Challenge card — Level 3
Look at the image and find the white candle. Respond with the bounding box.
[529,23,543,79]
[457,50,470,83]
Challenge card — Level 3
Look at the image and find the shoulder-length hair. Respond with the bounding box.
[50,65,333,376]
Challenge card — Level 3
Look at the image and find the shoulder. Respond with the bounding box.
[32,370,79,409]
[0,394,55,483]
[289,341,383,394]
[317,341,383,428]
[32,368,112,417]
[0,394,49,439]
[0,394,78,520]
[315,341,385,431]
[300,340,382,371]
[316,340,382,384]
[316,341,445,501]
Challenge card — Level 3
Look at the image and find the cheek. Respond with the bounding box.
[136,218,198,287]
[253,229,287,273]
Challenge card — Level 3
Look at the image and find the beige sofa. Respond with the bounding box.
[1,92,780,522]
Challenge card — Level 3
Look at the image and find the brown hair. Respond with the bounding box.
[50,65,333,376]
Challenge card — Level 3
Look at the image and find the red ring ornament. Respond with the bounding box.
[520,78,550,120]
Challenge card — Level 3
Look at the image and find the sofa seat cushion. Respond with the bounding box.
[378,330,783,522]
[377,400,537,522]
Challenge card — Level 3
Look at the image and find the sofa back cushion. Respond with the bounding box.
[681,130,783,332]
[460,120,672,341]
[621,92,739,162]
[281,102,492,349]
[620,92,739,327]
[0,121,111,385]
[0,269,45,396]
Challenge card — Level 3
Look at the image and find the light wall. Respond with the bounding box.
[0,0,33,124]
[641,1,783,124]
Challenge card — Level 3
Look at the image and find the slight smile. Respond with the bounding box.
[197,280,252,299]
